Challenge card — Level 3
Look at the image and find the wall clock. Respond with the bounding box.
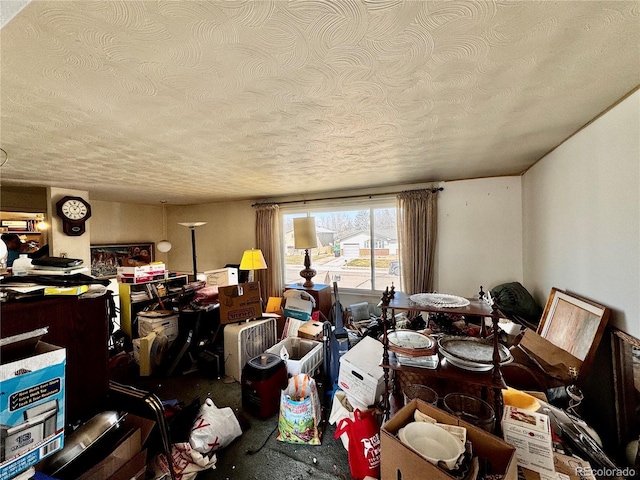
[56,196,91,236]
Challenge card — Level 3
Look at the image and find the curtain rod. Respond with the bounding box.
[252,187,443,207]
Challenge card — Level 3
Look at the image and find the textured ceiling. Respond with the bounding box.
[0,1,638,205]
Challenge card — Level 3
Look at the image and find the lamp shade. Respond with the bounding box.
[157,240,172,253]
[240,248,267,271]
[294,217,317,249]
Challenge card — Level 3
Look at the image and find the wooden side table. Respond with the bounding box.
[284,283,332,319]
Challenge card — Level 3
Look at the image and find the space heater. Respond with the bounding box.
[223,318,278,382]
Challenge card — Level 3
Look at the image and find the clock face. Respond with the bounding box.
[60,198,89,220]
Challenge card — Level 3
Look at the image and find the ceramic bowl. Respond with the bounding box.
[399,421,465,470]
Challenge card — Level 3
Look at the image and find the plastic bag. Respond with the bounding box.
[329,390,372,450]
[189,397,242,454]
[277,374,322,445]
[334,409,380,480]
[152,442,217,480]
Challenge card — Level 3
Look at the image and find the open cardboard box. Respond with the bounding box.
[76,414,155,480]
[381,399,517,480]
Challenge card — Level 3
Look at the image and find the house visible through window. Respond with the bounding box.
[282,200,400,292]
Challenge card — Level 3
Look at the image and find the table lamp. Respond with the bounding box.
[240,248,267,282]
[294,216,317,287]
[178,221,206,280]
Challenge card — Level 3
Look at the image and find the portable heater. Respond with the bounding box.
[223,318,277,382]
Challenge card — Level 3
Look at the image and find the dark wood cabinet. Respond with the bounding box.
[284,283,332,319]
[1,293,112,427]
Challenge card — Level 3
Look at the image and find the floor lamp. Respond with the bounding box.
[178,222,206,280]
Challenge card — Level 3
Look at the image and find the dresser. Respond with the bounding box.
[1,293,112,427]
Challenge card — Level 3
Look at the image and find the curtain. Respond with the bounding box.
[254,203,283,299]
[396,188,439,294]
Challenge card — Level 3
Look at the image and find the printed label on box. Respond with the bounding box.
[501,406,555,475]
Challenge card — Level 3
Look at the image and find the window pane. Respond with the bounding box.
[282,204,399,292]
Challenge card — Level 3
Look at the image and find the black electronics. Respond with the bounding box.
[31,257,83,268]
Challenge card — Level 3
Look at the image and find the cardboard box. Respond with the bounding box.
[77,414,154,480]
[381,399,517,480]
[203,267,238,287]
[219,282,263,324]
[501,405,555,475]
[117,263,166,277]
[137,311,179,344]
[298,321,324,341]
[338,336,385,407]
[0,331,66,480]
[283,293,314,321]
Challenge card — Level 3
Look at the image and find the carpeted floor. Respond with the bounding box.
[109,362,353,480]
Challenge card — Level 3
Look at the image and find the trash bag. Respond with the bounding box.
[189,398,242,454]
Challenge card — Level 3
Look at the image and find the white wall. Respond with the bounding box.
[436,176,523,298]
[523,91,640,337]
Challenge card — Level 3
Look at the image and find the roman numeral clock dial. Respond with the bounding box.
[56,196,92,236]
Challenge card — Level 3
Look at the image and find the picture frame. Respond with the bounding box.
[90,243,154,278]
[538,287,610,369]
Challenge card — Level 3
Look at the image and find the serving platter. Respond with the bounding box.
[409,293,471,308]
[440,350,495,372]
[438,335,512,369]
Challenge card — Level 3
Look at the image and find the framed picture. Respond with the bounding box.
[538,287,610,364]
[90,243,154,278]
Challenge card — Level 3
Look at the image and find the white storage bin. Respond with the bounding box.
[267,336,323,376]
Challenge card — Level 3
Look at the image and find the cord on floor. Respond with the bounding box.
[246,424,279,455]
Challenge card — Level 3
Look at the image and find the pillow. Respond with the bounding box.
[490,282,542,329]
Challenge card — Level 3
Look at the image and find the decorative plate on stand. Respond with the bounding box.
[409,293,471,308]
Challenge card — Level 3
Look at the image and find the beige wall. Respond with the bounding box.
[522,91,640,337]
[164,201,255,276]
[89,200,256,275]
[47,187,91,266]
[90,200,166,261]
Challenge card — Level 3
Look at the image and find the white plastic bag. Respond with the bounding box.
[152,442,217,480]
[189,398,242,454]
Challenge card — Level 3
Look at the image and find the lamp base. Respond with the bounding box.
[300,249,316,288]
[299,267,316,288]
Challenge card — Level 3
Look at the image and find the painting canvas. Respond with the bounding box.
[90,243,154,278]
[538,288,609,362]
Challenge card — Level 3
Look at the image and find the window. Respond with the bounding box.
[282,199,399,293]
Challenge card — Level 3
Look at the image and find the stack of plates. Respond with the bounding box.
[438,336,513,372]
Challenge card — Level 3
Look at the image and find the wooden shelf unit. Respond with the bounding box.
[378,288,507,421]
